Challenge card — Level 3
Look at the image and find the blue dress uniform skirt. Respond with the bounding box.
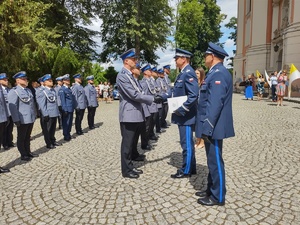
[245,86,253,99]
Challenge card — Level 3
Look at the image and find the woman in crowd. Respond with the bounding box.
[276,76,286,106]
[256,75,265,101]
[194,67,205,149]
[245,74,254,100]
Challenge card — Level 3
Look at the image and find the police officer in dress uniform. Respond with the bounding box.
[163,48,199,178]
[72,74,87,135]
[116,49,162,179]
[140,64,158,150]
[0,79,10,173]
[59,74,75,141]
[163,64,172,87]
[131,63,152,153]
[157,68,170,129]
[36,77,45,128]
[147,67,159,141]
[37,74,61,149]
[162,64,172,127]
[152,67,165,135]
[8,71,38,161]
[84,75,98,129]
[0,73,14,150]
[54,76,63,129]
[195,42,235,206]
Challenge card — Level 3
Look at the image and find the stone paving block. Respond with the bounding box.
[0,95,300,224]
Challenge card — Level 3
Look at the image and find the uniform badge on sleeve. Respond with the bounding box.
[215,81,221,84]
[189,78,194,82]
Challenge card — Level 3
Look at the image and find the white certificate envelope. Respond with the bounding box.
[167,95,187,114]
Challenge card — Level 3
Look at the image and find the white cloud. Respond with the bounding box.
[224,39,235,48]
[217,0,238,25]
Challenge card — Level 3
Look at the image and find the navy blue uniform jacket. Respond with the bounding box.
[195,62,235,140]
[171,64,199,126]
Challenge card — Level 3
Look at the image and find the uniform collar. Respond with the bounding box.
[181,64,189,72]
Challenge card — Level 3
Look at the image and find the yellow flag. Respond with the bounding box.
[256,70,261,78]
[288,64,300,98]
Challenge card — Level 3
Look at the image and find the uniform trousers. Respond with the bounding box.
[120,122,143,175]
[87,107,96,128]
[41,117,57,146]
[161,103,168,127]
[62,112,73,140]
[156,108,163,132]
[75,109,85,133]
[149,112,158,138]
[204,139,226,203]
[0,122,6,150]
[141,116,151,148]
[178,125,196,174]
[2,116,13,147]
[57,106,63,129]
[17,123,34,157]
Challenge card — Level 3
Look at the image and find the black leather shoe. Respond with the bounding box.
[123,173,139,179]
[149,136,158,141]
[89,126,95,130]
[76,132,84,135]
[0,167,10,173]
[132,155,145,161]
[28,153,39,158]
[132,168,143,174]
[9,143,15,147]
[141,145,152,150]
[170,170,191,179]
[3,146,9,150]
[156,129,166,133]
[52,142,62,146]
[21,156,32,161]
[46,144,56,149]
[64,138,71,142]
[195,191,210,198]
[197,196,225,206]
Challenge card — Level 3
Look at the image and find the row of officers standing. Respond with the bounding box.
[0,72,99,167]
[117,42,235,207]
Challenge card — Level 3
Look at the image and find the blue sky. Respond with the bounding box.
[90,0,237,70]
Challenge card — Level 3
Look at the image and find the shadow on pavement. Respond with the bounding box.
[2,123,104,170]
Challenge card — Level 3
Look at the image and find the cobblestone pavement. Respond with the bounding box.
[0,94,300,225]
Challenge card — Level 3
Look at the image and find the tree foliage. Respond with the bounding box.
[98,0,173,64]
[0,0,100,79]
[175,0,225,67]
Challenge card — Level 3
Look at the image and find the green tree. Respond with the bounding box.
[98,0,173,64]
[224,17,237,68]
[175,0,225,67]
[104,66,118,84]
[0,0,59,76]
[90,63,106,85]
[52,46,80,77]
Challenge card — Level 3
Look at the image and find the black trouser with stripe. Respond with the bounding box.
[2,116,13,147]
[161,103,169,128]
[141,116,151,148]
[149,112,157,138]
[87,107,96,128]
[120,122,143,175]
[41,116,57,146]
[17,123,34,157]
[75,109,85,133]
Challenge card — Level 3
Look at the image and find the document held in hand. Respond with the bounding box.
[167,95,188,114]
